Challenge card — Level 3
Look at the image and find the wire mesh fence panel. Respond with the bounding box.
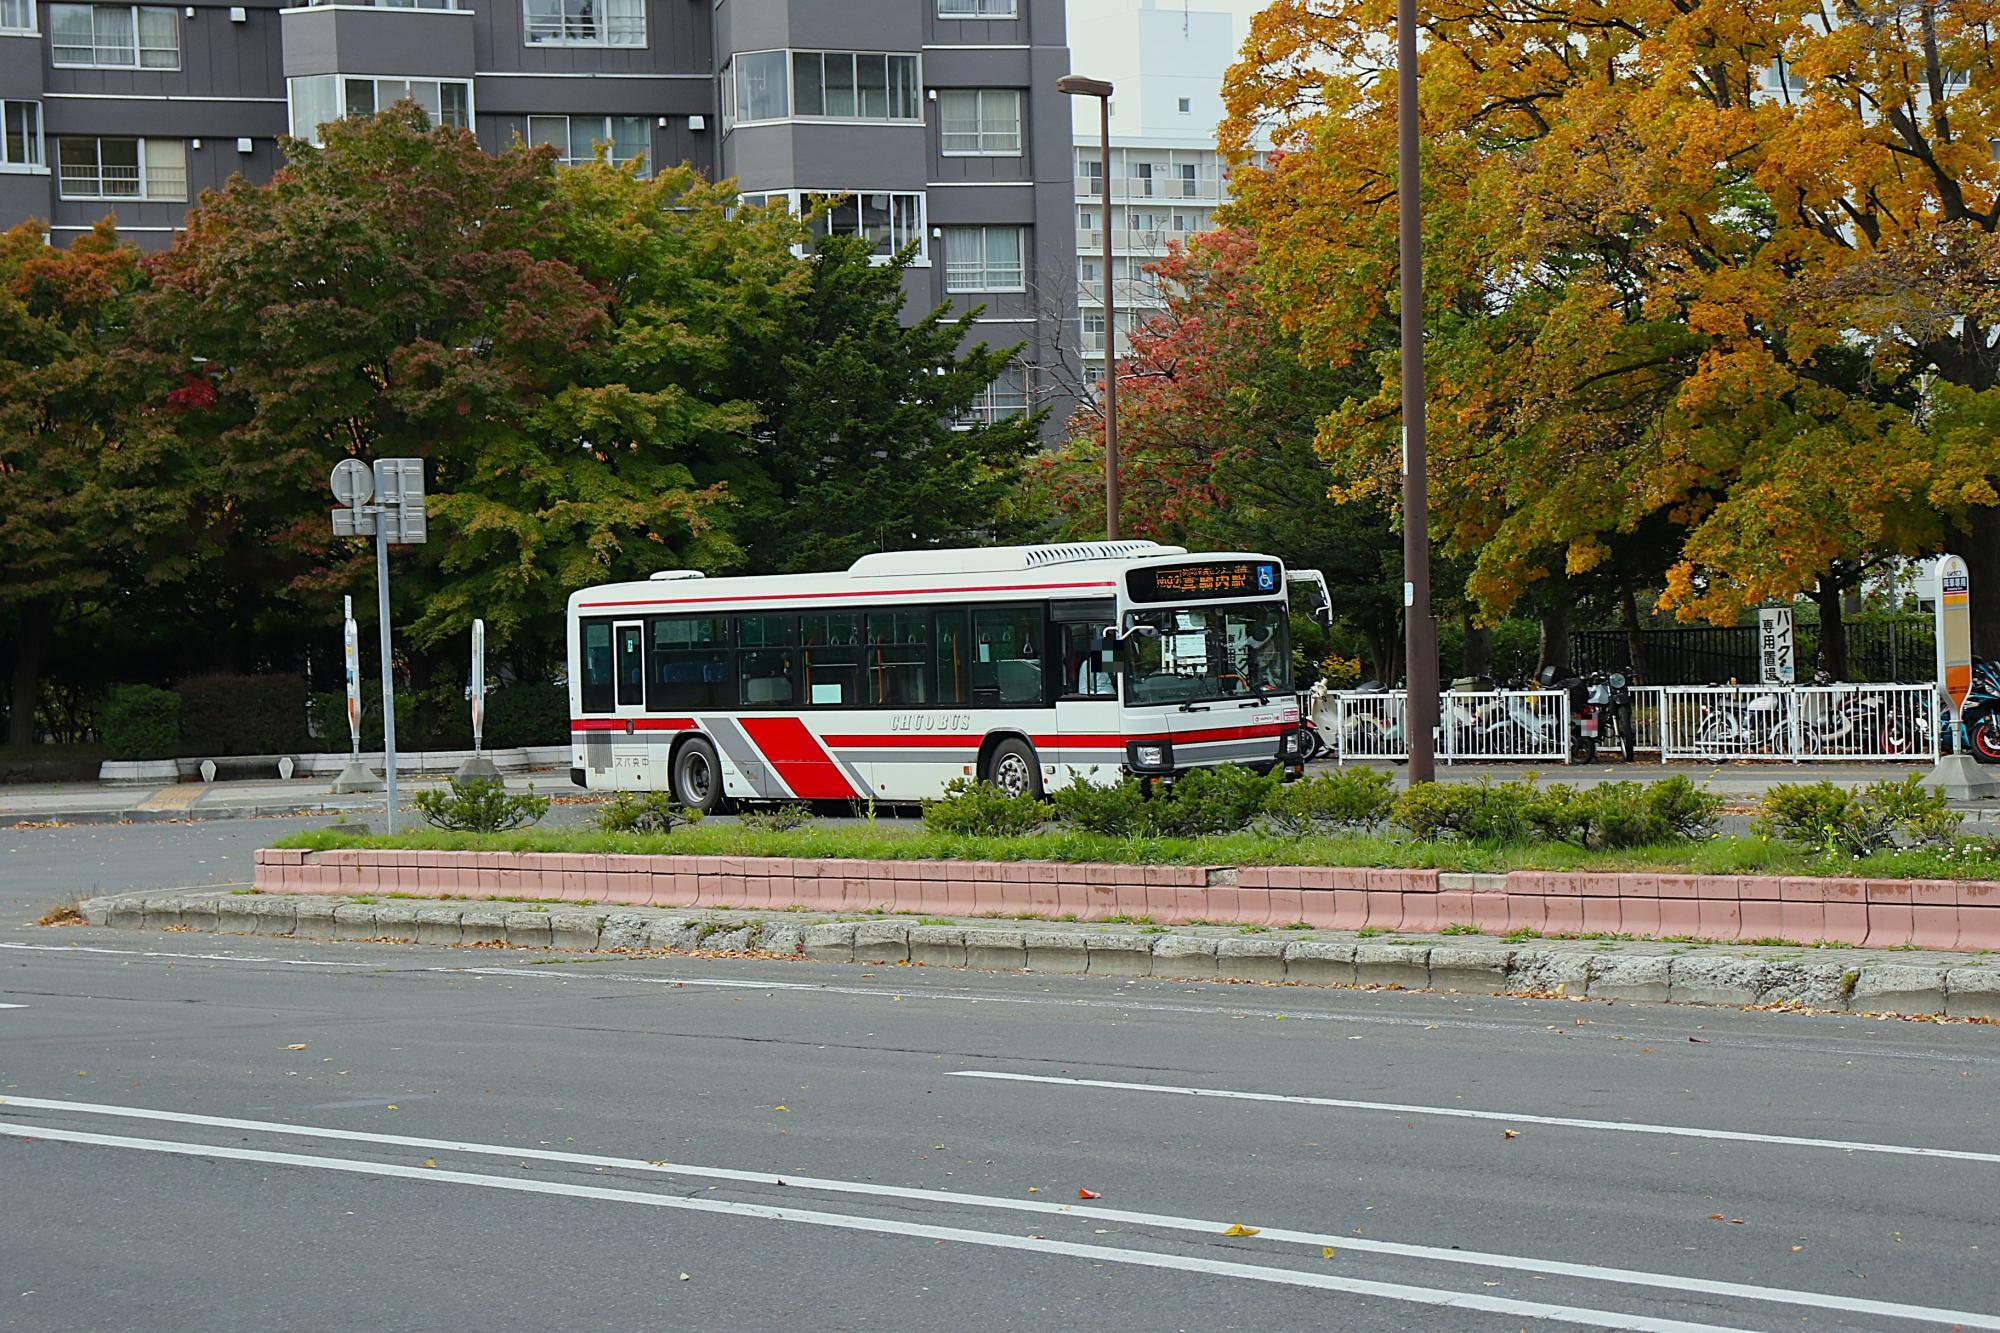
[1438,691,1571,763]
[1324,691,1408,763]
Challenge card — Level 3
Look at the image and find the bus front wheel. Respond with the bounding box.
[672,736,725,814]
[986,738,1043,800]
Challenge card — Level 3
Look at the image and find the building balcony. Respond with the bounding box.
[1072,174,1224,202]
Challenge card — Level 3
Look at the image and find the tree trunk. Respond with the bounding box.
[1964,505,2000,663]
[1813,584,1847,682]
[1620,587,1646,683]
[1537,581,1571,677]
[7,600,55,748]
[1460,614,1491,680]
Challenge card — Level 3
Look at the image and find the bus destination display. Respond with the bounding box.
[1127,561,1281,604]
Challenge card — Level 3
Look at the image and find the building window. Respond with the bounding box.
[938,0,1015,15]
[938,88,1021,154]
[720,50,789,130]
[1177,162,1199,197]
[50,4,177,68]
[522,0,642,47]
[303,0,457,8]
[804,191,926,258]
[288,75,471,144]
[793,51,921,120]
[961,367,1029,426]
[944,224,1024,292]
[56,136,184,200]
[1178,97,1192,114]
[526,114,649,172]
[2,102,42,168]
[1,0,34,32]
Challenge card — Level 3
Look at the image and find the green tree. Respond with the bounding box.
[730,234,1041,573]
[0,221,184,744]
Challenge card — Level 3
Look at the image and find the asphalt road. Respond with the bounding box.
[3,903,1998,1331]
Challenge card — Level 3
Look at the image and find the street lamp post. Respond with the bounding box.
[1058,73,1119,540]
[1397,0,1439,783]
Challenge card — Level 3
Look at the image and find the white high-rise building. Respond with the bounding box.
[1066,0,1266,382]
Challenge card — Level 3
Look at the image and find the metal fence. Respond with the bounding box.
[1571,617,1935,686]
[1655,683,1939,763]
[1315,683,1936,765]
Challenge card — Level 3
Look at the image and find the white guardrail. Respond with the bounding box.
[1314,683,1939,765]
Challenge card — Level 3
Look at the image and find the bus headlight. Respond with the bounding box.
[1127,741,1172,772]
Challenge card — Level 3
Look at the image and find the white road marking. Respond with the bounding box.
[3,1094,1992,1331]
[0,1003,24,1009]
[950,1070,2000,1166]
[0,1119,1751,1333]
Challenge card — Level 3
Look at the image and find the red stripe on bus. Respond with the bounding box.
[570,718,695,732]
[825,735,985,749]
[577,580,1117,609]
[738,717,857,800]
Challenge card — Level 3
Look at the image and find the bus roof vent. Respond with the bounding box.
[1021,541,1171,568]
[848,542,1183,578]
[647,569,706,582]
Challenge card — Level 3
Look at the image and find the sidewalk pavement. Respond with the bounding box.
[5,761,1997,826]
[72,888,2000,1020]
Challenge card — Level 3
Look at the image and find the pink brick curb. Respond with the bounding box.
[251,849,2000,949]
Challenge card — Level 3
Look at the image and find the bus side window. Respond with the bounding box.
[970,606,1043,707]
[581,621,614,714]
[736,613,796,707]
[868,611,929,706]
[933,609,968,705]
[615,623,645,707]
[648,616,731,711]
[801,612,862,707]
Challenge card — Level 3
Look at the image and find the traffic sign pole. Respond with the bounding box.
[331,457,426,816]
[376,518,398,834]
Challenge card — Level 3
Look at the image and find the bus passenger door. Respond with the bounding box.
[1051,605,1120,788]
[611,620,654,788]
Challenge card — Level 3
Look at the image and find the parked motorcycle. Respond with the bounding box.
[1339,680,1407,764]
[1587,671,1637,762]
[1694,688,1788,756]
[1296,685,1328,763]
[1962,659,2000,763]
[1801,672,1919,757]
[1537,666,1600,762]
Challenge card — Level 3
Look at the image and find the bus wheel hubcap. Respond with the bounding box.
[995,755,1029,794]
[686,757,711,801]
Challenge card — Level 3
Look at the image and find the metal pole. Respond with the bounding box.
[376,521,398,834]
[1100,93,1120,541]
[1398,0,1438,783]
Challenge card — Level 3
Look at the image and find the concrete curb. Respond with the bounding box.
[75,891,1996,1018]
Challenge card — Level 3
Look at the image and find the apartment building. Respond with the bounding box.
[1067,0,1262,380]
[0,0,1075,427]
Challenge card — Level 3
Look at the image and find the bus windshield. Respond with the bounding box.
[1123,602,1291,705]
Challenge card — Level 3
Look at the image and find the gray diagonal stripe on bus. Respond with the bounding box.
[704,718,786,799]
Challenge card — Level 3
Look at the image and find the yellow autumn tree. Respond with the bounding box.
[1222,0,2000,660]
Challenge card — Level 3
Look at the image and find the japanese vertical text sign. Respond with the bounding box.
[1938,555,1972,716]
[342,595,362,749]
[1758,607,1796,685]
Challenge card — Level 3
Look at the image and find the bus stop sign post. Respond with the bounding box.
[456,618,500,782]
[331,458,427,830]
[330,592,382,795]
[1924,554,1997,799]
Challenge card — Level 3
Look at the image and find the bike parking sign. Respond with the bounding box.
[1758,607,1796,685]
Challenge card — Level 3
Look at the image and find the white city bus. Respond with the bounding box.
[565,541,1319,808]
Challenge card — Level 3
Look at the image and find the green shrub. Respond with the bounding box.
[177,673,307,755]
[921,778,1048,837]
[485,684,569,748]
[739,803,813,833]
[1261,767,1395,837]
[99,685,182,760]
[1520,777,1722,850]
[1392,779,1533,843]
[310,691,417,753]
[1645,774,1724,841]
[1051,774,1153,836]
[411,777,550,833]
[1753,775,1953,858]
[1151,763,1281,837]
[1522,783,1593,846]
[596,790,704,836]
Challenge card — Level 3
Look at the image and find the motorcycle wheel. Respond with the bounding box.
[1878,718,1915,756]
[1575,736,1597,765]
[1617,707,1636,762]
[1973,718,2000,765]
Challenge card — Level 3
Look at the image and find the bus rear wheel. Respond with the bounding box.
[671,736,725,814]
[986,738,1043,800]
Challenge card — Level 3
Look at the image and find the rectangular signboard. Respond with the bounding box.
[1938,554,1972,713]
[1127,560,1283,604]
[1758,607,1796,685]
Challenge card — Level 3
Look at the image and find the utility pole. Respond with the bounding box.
[1058,73,1119,539]
[1398,0,1439,783]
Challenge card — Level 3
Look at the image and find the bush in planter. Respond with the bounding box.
[99,685,181,759]
[1262,768,1396,837]
[411,777,550,833]
[177,674,308,755]
[921,779,1048,836]
[595,791,704,836]
[1754,775,1960,857]
[1392,779,1533,843]
[1050,774,1153,836]
[1149,763,1281,837]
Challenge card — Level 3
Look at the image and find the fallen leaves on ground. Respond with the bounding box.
[1321,1247,1336,1260]
[35,902,85,927]
[283,1044,307,1051]
[1502,1129,1519,1139]
[1222,1224,1260,1237]
[1078,1188,1102,1199]
[420,1159,436,1169]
